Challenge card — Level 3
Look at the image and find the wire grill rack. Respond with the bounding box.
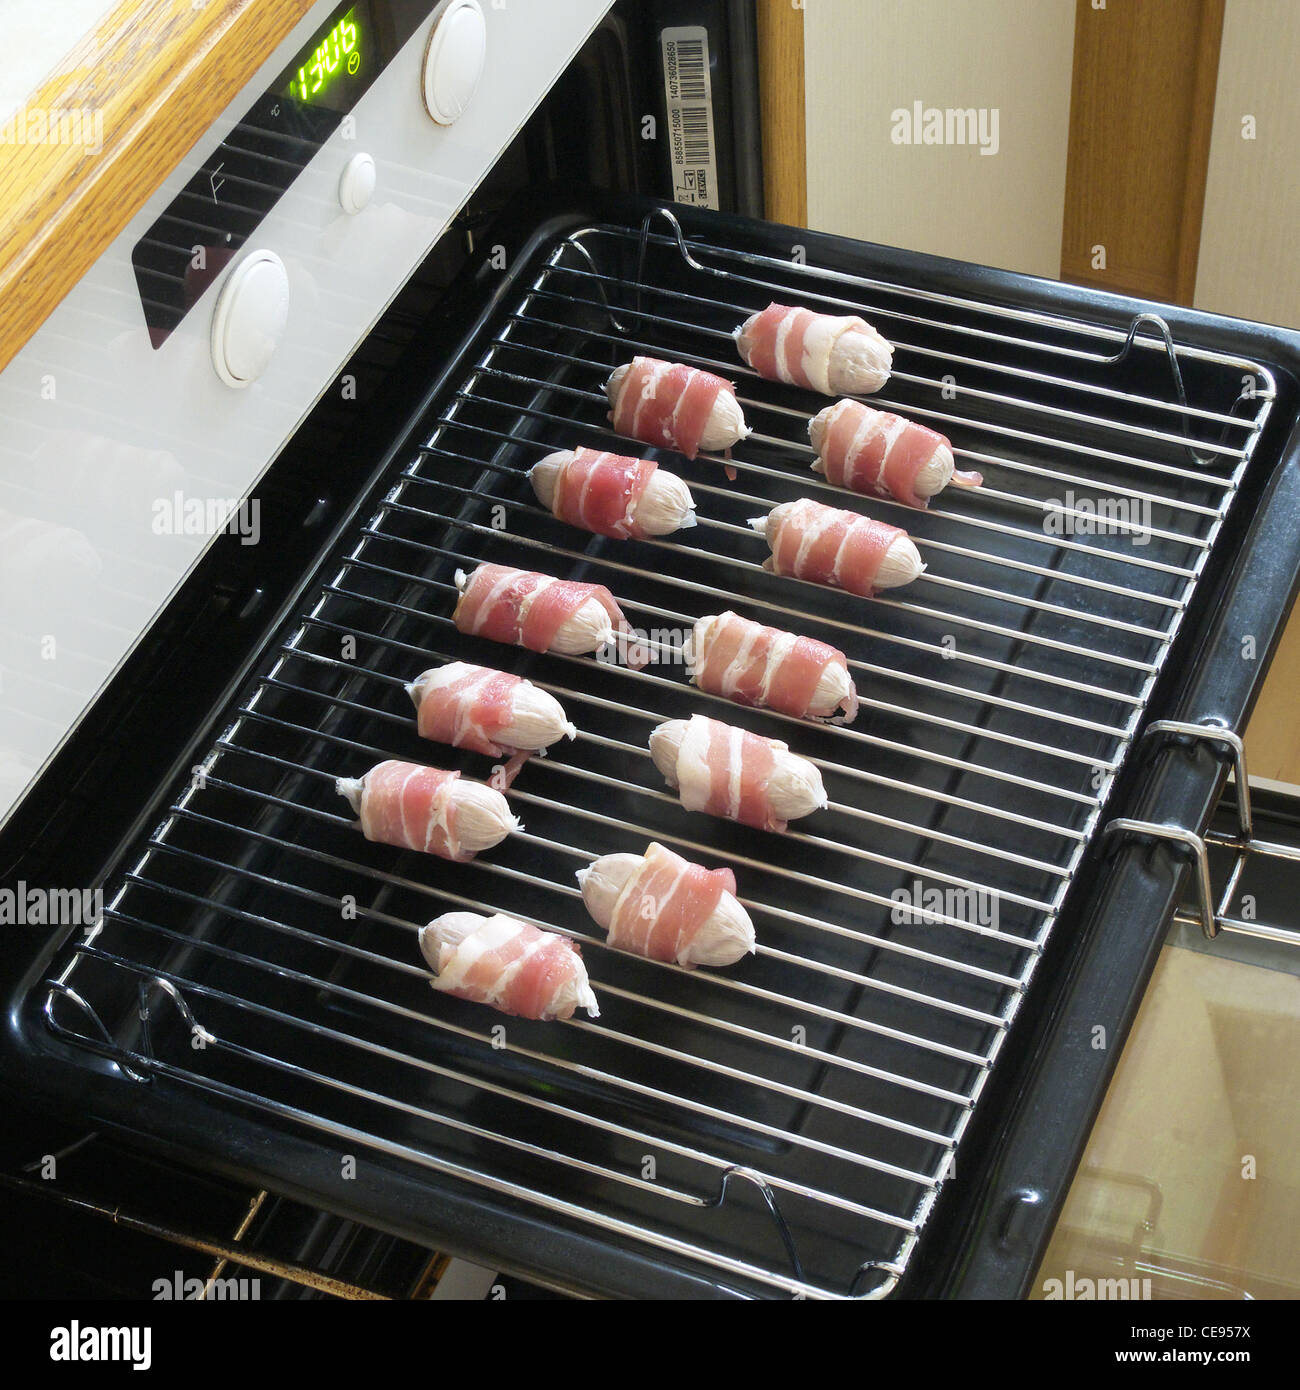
[44,211,1277,1297]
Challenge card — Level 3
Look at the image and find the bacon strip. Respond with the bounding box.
[430,914,596,1020]
[608,356,730,460]
[453,563,643,665]
[816,399,981,508]
[414,662,521,758]
[744,304,820,390]
[693,611,857,723]
[764,498,905,598]
[353,760,470,861]
[608,842,736,966]
[549,447,659,539]
[676,714,786,833]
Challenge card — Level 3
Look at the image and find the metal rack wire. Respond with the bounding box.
[44,211,1277,1298]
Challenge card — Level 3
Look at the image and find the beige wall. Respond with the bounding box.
[1195,0,1300,330]
[803,0,1076,279]
[803,0,1300,325]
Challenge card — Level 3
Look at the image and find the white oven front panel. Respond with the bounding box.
[0,0,614,828]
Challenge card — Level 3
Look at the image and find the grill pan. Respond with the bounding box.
[7,193,1300,1299]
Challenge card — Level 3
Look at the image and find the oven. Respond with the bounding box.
[3,0,1300,1304]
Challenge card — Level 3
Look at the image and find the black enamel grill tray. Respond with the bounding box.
[6,194,1300,1299]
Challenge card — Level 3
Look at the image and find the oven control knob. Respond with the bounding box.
[338,152,376,214]
[421,0,486,125]
[210,249,289,389]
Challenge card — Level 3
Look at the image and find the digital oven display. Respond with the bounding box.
[288,6,364,108]
[131,0,428,349]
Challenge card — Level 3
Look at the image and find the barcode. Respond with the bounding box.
[675,37,707,103]
[661,26,718,209]
[679,106,711,163]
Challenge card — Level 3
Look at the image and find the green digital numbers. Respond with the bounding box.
[290,8,359,103]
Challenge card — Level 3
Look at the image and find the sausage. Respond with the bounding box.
[408,661,575,757]
[605,357,748,457]
[810,400,982,507]
[748,499,924,594]
[734,302,893,395]
[453,564,635,659]
[691,611,858,723]
[649,714,827,832]
[335,760,517,861]
[419,911,599,1021]
[578,843,755,968]
[530,448,696,537]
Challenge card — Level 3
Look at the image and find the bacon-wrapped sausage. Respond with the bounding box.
[419,911,599,1021]
[408,662,574,758]
[734,302,893,395]
[691,611,858,724]
[649,714,826,833]
[749,498,923,596]
[530,448,696,538]
[810,400,982,508]
[453,563,641,663]
[336,760,517,862]
[578,841,755,968]
[605,356,748,459]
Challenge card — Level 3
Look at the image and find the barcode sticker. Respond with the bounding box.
[660,26,719,210]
